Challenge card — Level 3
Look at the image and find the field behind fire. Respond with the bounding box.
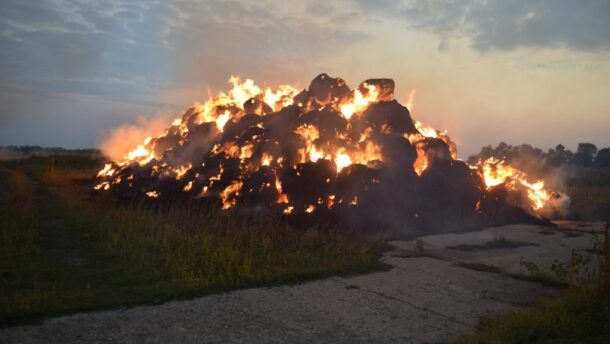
[0,152,387,325]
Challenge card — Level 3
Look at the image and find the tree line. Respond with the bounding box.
[468,142,610,168]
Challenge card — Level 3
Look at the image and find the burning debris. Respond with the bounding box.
[96,74,567,231]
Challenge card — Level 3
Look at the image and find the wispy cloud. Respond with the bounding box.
[353,0,610,52]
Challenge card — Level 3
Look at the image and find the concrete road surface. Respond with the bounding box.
[3,223,601,344]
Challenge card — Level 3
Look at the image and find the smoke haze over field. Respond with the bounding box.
[0,1,609,156]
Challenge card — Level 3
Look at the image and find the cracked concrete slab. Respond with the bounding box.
[2,224,582,344]
[391,224,599,278]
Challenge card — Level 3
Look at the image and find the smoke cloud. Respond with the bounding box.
[99,114,173,161]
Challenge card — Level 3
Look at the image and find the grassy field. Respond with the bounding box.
[454,292,610,343]
[0,154,386,325]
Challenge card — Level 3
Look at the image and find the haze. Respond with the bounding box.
[1,0,609,157]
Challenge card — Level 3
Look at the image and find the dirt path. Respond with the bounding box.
[2,223,599,344]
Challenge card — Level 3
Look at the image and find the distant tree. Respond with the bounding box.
[516,144,543,158]
[596,148,610,167]
[469,142,609,169]
[574,143,598,166]
[547,144,572,166]
[468,145,494,164]
[493,142,511,158]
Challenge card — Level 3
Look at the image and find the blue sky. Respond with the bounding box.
[1,0,609,156]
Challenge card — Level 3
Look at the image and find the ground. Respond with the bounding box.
[2,222,602,344]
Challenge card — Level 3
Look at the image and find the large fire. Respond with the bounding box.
[96,74,565,228]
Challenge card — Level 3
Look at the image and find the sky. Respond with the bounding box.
[0,0,609,157]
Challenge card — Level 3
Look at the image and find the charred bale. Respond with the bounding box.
[243,96,273,115]
[308,73,351,106]
[478,185,552,226]
[359,100,418,135]
[417,160,485,231]
[281,159,336,211]
[371,132,418,175]
[297,108,348,144]
[239,166,278,207]
[422,138,453,166]
[222,113,265,140]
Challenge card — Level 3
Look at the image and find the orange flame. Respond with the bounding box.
[339,82,379,120]
[476,158,552,210]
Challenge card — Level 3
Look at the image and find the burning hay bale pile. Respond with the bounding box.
[96,74,566,231]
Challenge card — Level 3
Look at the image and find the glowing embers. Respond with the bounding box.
[94,181,110,191]
[146,191,160,198]
[275,173,288,204]
[173,164,192,180]
[294,124,382,173]
[220,181,243,209]
[97,163,115,178]
[183,181,194,192]
[261,153,273,166]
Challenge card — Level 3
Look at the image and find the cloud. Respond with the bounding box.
[0,0,159,94]
[158,0,368,86]
[0,0,368,94]
[0,0,369,149]
[353,0,610,52]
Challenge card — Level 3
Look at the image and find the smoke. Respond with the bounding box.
[99,115,173,161]
[511,156,571,219]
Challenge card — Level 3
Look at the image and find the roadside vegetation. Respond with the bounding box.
[0,153,385,325]
[454,224,610,343]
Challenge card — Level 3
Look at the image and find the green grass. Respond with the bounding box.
[454,261,563,288]
[0,169,36,256]
[447,240,539,252]
[0,154,386,325]
[454,292,610,344]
